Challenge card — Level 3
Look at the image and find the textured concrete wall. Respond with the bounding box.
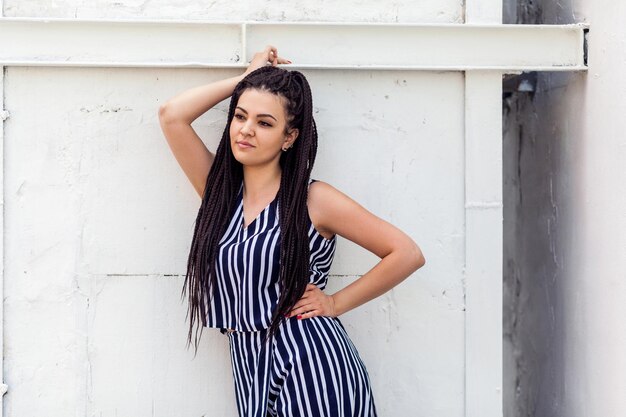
[2,2,470,416]
[3,0,463,22]
[503,0,626,416]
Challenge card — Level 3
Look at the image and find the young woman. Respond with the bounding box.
[158,45,425,416]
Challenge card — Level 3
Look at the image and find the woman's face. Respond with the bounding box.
[230,88,298,166]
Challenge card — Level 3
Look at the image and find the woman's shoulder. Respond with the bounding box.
[307,178,343,200]
[307,179,338,241]
[307,177,331,200]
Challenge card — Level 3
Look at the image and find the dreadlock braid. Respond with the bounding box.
[181,65,319,356]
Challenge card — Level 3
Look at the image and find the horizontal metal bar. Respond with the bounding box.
[0,17,588,71]
[0,18,242,67]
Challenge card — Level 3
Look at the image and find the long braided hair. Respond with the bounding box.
[181,65,318,356]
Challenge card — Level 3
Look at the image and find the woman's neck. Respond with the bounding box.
[242,165,282,201]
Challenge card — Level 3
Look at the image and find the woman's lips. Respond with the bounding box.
[237,142,254,149]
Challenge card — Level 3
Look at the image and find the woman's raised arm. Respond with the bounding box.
[158,45,291,199]
[158,74,245,198]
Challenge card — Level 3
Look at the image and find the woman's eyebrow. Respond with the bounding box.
[236,106,277,122]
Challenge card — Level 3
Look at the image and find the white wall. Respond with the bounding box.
[3,0,463,22]
[503,0,626,416]
[2,2,472,416]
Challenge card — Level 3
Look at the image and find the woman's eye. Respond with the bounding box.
[234,114,271,127]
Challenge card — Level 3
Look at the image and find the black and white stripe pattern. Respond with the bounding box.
[205,178,337,333]
[204,178,378,416]
[227,315,378,416]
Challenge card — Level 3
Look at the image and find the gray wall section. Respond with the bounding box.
[503,71,582,417]
[503,1,607,416]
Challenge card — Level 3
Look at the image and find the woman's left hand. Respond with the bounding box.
[286,283,338,320]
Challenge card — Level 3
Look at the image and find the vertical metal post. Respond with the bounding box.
[464,1,504,416]
[0,1,9,413]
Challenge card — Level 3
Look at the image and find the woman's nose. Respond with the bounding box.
[240,121,254,136]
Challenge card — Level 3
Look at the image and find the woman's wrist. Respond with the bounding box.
[330,293,343,317]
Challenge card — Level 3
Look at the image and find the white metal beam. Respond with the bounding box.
[465,2,504,417]
[464,72,504,417]
[0,67,7,409]
[0,0,7,410]
[0,17,588,72]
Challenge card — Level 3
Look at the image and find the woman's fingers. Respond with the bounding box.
[284,285,325,318]
[242,46,289,77]
[266,46,291,65]
[265,45,278,65]
[265,45,277,64]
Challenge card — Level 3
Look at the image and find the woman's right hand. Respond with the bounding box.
[242,45,292,77]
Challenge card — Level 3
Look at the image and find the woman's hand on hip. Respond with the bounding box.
[286,283,338,320]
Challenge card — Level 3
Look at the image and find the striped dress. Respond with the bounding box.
[205,178,378,417]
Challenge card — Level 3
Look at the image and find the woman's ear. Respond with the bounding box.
[285,128,299,147]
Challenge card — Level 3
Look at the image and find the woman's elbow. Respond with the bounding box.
[158,101,172,121]
[410,243,426,270]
